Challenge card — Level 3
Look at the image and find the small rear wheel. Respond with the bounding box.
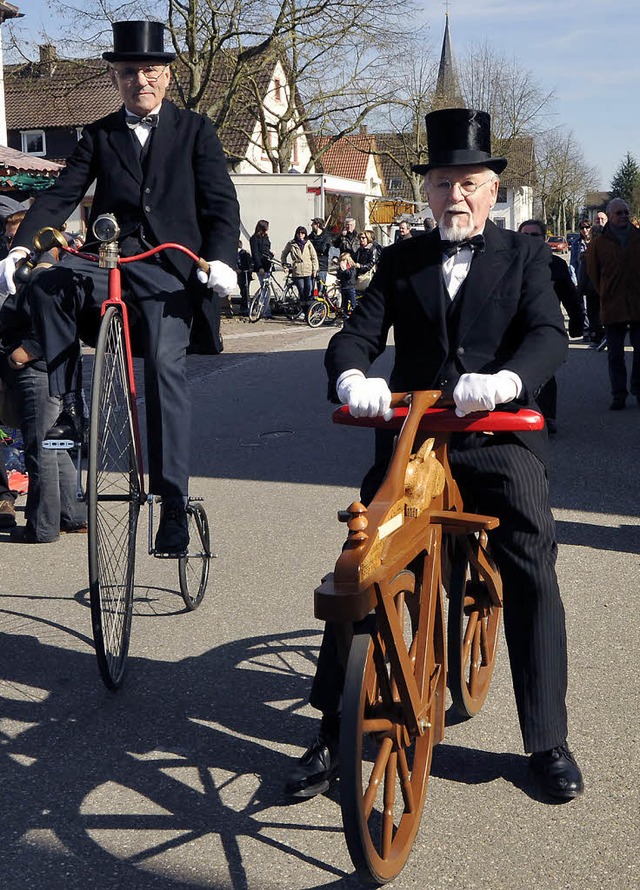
[178,503,211,610]
[306,300,328,327]
[447,534,501,718]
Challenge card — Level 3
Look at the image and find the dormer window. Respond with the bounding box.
[21,130,46,156]
[274,78,282,102]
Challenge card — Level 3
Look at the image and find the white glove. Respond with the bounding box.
[453,370,521,417]
[337,370,393,420]
[196,260,237,296]
[0,247,29,296]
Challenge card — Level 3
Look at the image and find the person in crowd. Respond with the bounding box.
[336,251,357,315]
[353,231,376,292]
[395,220,414,241]
[281,226,318,308]
[0,20,239,554]
[364,228,383,264]
[569,219,591,286]
[518,219,584,433]
[594,211,608,228]
[579,223,605,346]
[423,216,437,232]
[309,218,332,289]
[586,197,640,409]
[333,217,359,258]
[236,240,253,317]
[250,219,273,282]
[285,107,583,804]
[1,271,88,543]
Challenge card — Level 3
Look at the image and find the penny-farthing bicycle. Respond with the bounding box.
[31,216,212,690]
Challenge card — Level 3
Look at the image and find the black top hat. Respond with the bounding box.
[412,108,507,175]
[102,21,176,63]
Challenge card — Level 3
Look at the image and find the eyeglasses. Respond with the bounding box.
[112,65,167,83]
[429,176,495,197]
[580,226,591,230]
[612,210,630,216]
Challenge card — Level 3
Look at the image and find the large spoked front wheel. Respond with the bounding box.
[306,299,328,328]
[447,533,501,718]
[178,502,211,610]
[88,305,141,690]
[340,562,444,884]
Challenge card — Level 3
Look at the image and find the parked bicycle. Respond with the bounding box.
[248,258,302,322]
[26,217,213,690]
[316,390,544,883]
[305,278,343,328]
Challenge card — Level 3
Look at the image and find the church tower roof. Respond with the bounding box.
[434,12,464,109]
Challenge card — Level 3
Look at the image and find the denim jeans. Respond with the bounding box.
[605,322,640,398]
[17,362,86,542]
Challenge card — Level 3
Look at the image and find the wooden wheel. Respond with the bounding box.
[340,562,444,884]
[447,534,501,718]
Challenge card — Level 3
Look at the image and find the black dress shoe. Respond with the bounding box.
[529,743,584,800]
[285,730,339,798]
[43,404,84,449]
[154,500,189,554]
[608,396,626,411]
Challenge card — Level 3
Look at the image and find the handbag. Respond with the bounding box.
[355,268,374,293]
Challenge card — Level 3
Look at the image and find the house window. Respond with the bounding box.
[274,78,282,102]
[496,187,507,205]
[76,127,84,140]
[292,138,299,166]
[493,217,506,229]
[21,130,46,156]
[389,178,403,191]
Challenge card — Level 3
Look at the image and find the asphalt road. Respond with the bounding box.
[1,315,638,889]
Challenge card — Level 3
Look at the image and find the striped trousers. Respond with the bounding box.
[311,433,568,754]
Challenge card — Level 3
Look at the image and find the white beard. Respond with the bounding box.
[438,208,475,241]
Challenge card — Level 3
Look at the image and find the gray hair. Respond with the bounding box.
[606,197,629,214]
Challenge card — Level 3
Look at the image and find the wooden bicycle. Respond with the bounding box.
[315,390,543,884]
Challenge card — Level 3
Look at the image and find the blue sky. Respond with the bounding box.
[8,0,638,189]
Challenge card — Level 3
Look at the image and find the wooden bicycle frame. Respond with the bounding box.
[315,390,543,742]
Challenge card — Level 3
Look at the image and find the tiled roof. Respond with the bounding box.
[316,134,380,182]
[0,145,62,174]
[5,60,121,128]
[4,52,291,164]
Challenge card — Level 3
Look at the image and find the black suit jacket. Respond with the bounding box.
[14,100,240,352]
[325,221,568,465]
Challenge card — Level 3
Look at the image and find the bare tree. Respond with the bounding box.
[534,129,599,233]
[8,0,421,173]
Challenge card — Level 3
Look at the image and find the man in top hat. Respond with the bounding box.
[0,20,240,553]
[285,108,583,802]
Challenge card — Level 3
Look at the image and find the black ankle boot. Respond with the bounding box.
[284,715,340,799]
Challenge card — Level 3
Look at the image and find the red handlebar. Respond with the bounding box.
[332,404,544,433]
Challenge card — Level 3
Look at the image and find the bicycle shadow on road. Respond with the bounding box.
[0,625,362,889]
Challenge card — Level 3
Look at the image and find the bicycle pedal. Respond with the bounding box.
[43,438,80,450]
[152,549,188,560]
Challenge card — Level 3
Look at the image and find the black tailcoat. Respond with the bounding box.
[326,220,568,466]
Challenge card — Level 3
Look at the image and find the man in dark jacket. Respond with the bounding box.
[0,20,240,552]
[286,108,583,804]
[333,217,359,258]
[308,218,332,287]
[586,198,640,409]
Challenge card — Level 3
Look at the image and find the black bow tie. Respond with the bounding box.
[440,234,485,258]
[126,113,159,129]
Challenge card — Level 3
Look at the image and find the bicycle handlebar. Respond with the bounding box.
[24,225,210,276]
[333,391,544,433]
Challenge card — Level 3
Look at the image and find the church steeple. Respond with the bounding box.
[433,12,464,110]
